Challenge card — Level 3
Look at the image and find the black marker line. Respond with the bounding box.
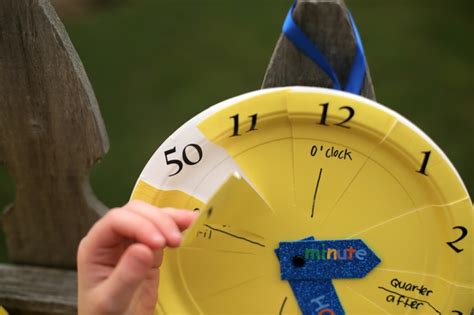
[279,296,288,315]
[310,168,323,218]
[377,286,441,314]
[203,224,265,247]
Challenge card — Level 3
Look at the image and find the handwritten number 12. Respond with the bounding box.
[319,103,355,128]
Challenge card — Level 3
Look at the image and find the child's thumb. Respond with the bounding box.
[101,243,154,312]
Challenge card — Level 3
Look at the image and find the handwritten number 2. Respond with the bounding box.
[446,226,468,253]
[335,106,355,128]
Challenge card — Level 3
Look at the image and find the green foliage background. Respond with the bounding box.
[0,0,472,262]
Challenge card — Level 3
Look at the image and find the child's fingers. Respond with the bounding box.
[151,248,164,269]
[127,200,199,230]
[81,209,165,258]
[125,201,199,246]
[99,243,155,312]
[125,201,182,247]
[160,207,200,230]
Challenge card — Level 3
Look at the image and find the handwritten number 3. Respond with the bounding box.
[446,226,468,253]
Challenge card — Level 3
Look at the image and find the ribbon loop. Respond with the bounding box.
[282,0,367,95]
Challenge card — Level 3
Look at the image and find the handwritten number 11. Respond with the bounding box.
[230,113,258,137]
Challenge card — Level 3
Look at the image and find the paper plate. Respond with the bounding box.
[131,87,472,314]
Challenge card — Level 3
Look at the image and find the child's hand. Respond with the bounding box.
[77,200,198,315]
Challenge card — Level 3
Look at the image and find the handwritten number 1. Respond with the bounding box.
[248,114,258,132]
[319,103,329,126]
[417,151,431,175]
[230,114,240,136]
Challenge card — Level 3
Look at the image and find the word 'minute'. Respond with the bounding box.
[305,245,367,261]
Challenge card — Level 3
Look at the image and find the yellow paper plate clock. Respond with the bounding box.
[130,87,472,314]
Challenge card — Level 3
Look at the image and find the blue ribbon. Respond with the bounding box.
[282,0,367,95]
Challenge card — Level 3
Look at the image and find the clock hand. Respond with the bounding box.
[310,168,323,218]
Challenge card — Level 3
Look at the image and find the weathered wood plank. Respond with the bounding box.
[262,0,376,100]
[0,263,76,315]
[0,0,108,267]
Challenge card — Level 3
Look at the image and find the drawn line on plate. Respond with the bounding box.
[310,168,323,218]
[204,224,266,247]
[279,296,288,315]
[347,197,470,239]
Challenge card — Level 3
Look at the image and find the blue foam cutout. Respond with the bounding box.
[289,279,345,315]
[275,236,346,314]
[278,239,380,280]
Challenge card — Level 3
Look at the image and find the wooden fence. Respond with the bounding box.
[0,0,373,314]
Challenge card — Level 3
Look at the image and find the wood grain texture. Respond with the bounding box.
[262,0,375,100]
[0,0,109,267]
[0,263,76,315]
